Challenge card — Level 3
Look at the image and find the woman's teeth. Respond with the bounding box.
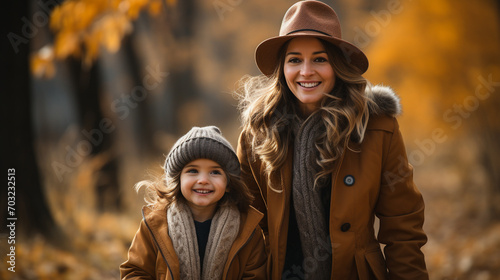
[299,82,320,88]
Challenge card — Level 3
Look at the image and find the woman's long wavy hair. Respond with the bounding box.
[237,39,380,191]
[135,164,254,213]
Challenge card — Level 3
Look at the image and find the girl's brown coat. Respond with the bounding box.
[120,206,267,279]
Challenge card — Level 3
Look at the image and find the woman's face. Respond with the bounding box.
[283,37,336,116]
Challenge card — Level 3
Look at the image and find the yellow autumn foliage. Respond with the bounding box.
[54,29,81,58]
[148,0,163,16]
[84,13,132,64]
[31,46,56,79]
[31,0,176,78]
[365,0,500,139]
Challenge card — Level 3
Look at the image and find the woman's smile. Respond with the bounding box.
[298,81,321,88]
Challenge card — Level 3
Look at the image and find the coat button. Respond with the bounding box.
[341,223,351,232]
[344,175,355,186]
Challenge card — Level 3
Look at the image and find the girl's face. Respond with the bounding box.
[283,37,336,116]
[180,158,228,220]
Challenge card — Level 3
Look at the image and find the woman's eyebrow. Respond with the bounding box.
[285,50,326,56]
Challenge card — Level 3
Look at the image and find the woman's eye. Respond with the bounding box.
[315,57,328,62]
[288,57,301,63]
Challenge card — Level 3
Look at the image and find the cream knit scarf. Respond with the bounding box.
[167,202,240,280]
[291,113,332,279]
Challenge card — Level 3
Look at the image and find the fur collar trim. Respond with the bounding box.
[350,85,401,143]
[369,85,402,117]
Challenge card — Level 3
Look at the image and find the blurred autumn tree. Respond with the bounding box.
[365,0,500,220]
[2,0,174,241]
[2,0,62,241]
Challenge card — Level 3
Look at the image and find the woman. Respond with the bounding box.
[236,1,428,279]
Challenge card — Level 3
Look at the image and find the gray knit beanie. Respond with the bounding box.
[164,126,240,179]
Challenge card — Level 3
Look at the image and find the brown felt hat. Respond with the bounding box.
[255,0,369,76]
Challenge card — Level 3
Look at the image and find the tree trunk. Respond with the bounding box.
[164,0,199,134]
[122,34,158,158]
[1,0,63,241]
[67,57,122,212]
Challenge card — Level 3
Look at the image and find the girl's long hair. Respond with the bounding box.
[237,39,379,191]
[136,165,253,213]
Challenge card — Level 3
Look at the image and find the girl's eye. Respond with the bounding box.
[211,170,222,175]
[185,169,198,174]
[287,57,301,63]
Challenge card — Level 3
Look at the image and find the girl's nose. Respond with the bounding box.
[197,173,209,184]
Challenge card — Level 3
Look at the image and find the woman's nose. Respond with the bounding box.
[300,61,314,76]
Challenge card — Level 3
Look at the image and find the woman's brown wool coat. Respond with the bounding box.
[237,86,429,280]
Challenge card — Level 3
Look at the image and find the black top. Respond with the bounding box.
[283,193,305,279]
[194,219,212,270]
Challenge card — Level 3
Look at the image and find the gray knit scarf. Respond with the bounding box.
[291,113,332,279]
[167,202,240,280]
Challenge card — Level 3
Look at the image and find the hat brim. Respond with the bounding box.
[255,33,369,76]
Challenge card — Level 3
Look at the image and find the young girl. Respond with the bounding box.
[237,1,428,279]
[120,126,267,280]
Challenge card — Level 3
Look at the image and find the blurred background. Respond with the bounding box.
[1,0,500,279]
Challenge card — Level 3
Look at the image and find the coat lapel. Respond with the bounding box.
[223,207,263,277]
[143,207,181,279]
[266,144,293,274]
